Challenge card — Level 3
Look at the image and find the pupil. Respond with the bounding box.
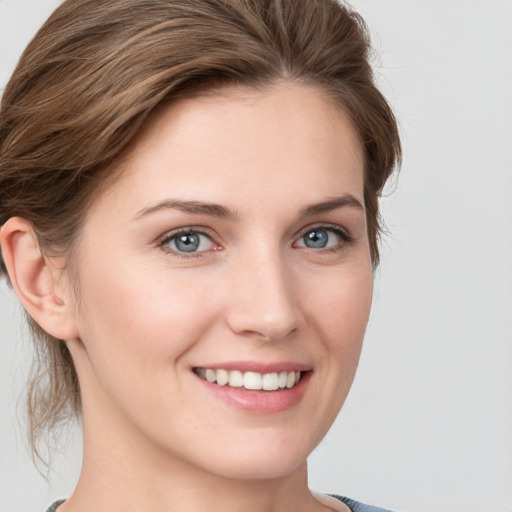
[176,233,200,252]
[305,230,328,248]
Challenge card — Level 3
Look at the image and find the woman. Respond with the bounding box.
[0,0,400,511]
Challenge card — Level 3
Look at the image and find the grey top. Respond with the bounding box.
[45,495,393,512]
[45,501,64,512]
[332,494,394,512]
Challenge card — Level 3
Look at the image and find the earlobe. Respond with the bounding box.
[0,217,79,341]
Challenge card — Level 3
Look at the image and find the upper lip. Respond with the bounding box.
[193,361,312,373]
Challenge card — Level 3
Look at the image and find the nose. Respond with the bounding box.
[225,251,302,342]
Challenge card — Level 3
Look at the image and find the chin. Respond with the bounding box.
[203,450,309,482]
[187,429,320,482]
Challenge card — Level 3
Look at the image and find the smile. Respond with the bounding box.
[194,368,301,391]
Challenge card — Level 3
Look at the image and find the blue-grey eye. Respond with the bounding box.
[166,231,215,253]
[295,227,345,250]
[303,229,329,248]
[174,233,200,252]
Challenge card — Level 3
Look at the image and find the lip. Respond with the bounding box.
[194,360,311,373]
[192,362,312,414]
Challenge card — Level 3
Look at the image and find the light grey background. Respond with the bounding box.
[1,1,511,511]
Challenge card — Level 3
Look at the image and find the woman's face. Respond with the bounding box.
[66,82,373,481]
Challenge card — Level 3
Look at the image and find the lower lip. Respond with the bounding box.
[195,372,311,414]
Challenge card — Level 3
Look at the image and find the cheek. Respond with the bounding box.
[293,265,373,447]
[303,263,373,395]
[306,264,373,339]
[74,261,221,382]
[71,265,223,428]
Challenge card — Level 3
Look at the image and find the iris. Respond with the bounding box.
[175,233,200,252]
[303,229,329,249]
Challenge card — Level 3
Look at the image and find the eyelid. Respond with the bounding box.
[158,226,220,257]
[158,225,213,243]
[294,223,353,243]
[156,223,353,257]
[292,223,354,254]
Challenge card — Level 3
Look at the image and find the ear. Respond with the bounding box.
[0,217,79,341]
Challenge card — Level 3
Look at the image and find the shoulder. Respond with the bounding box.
[331,494,396,512]
[45,496,394,512]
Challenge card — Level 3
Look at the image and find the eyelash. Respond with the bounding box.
[294,224,354,253]
[159,227,217,259]
[158,224,353,258]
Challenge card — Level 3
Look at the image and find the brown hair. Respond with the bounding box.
[0,0,401,461]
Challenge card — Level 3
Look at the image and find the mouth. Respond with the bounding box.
[193,368,303,391]
[193,364,312,413]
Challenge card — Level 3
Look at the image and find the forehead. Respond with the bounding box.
[141,82,362,157]
[90,82,364,219]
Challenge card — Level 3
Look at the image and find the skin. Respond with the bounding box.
[1,82,372,512]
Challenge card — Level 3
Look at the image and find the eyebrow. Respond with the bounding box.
[135,199,240,221]
[135,194,364,221]
[299,195,365,217]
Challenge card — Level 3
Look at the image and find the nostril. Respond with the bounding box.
[225,300,301,342]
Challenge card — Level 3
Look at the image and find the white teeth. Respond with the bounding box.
[243,371,262,390]
[229,370,243,387]
[216,369,229,386]
[198,368,303,391]
[262,373,279,391]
